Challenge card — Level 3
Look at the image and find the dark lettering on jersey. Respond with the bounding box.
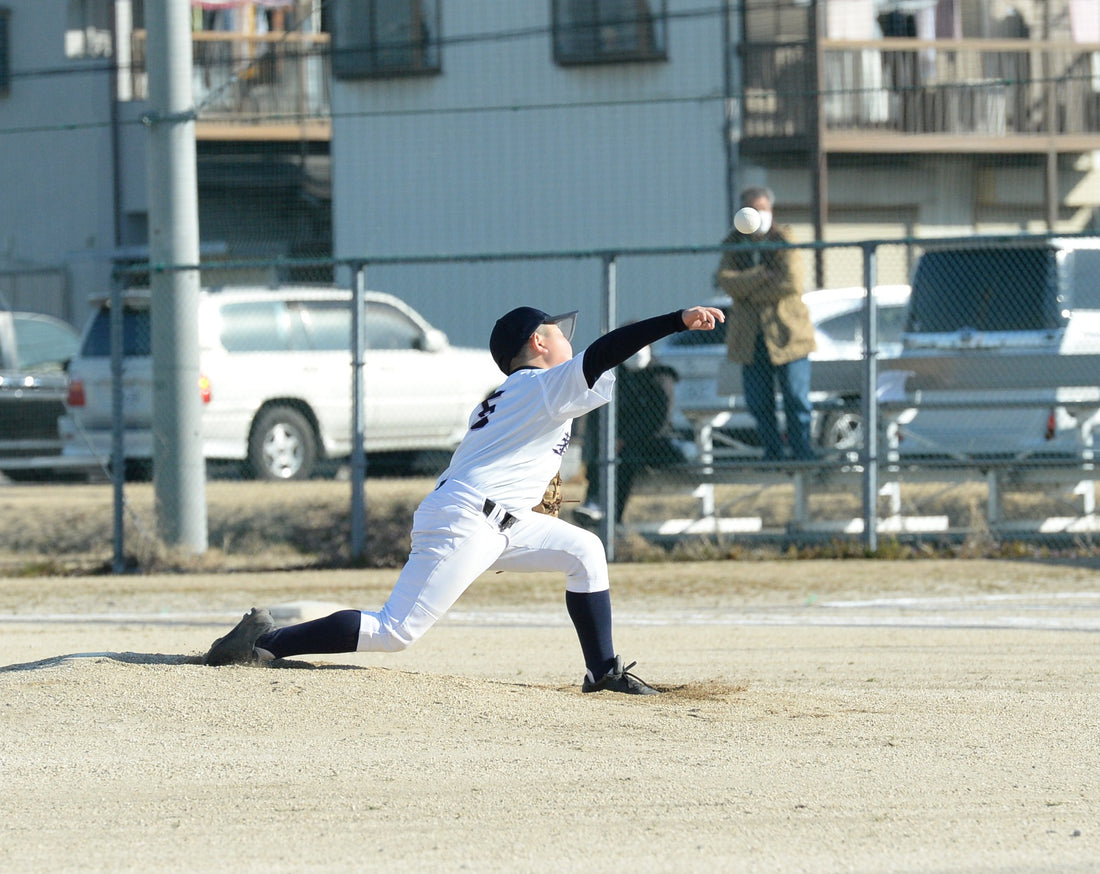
[469,390,505,430]
[552,434,571,457]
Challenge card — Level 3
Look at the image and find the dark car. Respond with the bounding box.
[0,308,81,480]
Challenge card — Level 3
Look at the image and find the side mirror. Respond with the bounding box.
[421,328,449,353]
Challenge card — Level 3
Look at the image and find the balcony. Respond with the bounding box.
[129,30,331,142]
[741,38,1100,155]
[124,32,1100,154]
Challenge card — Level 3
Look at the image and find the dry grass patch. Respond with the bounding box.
[3,473,1100,575]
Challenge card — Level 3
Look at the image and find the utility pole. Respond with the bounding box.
[145,0,207,553]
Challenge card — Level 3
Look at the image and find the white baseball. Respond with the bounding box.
[733,207,762,235]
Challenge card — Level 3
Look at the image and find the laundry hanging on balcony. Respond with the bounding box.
[824,0,890,125]
[873,0,939,12]
[192,1,295,8]
[192,1,299,36]
[1069,0,1100,92]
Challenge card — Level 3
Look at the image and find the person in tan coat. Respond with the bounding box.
[715,187,817,460]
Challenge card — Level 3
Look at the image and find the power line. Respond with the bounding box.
[2,4,735,137]
[7,3,729,85]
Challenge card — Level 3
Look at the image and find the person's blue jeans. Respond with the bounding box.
[743,333,814,460]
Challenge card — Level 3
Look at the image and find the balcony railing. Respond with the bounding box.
[124,33,1100,152]
[129,30,331,141]
[742,38,1100,153]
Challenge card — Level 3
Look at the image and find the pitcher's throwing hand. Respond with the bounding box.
[681,306,725,332]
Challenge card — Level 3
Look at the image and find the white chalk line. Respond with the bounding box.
[2,592,1099,632]
[0,611,232,625]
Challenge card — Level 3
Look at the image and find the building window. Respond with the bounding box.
[0,8,9,97]
[65,0,113,59]
[332,0,440,79]
[552,0,667,66]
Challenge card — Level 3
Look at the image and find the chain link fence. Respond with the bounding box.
[6,2,1100,569]
[4,233,1100,571]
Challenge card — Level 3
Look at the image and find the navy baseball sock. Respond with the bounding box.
[254,609,362,659]
[565,589,617,679]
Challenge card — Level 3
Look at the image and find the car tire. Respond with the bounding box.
[248,406,317,481]
[123,459,153,482]
[818,408,863,452]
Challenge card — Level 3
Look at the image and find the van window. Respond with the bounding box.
[1069,249,1100,309]
[13,314,79,370]
[879,303,908,343]
[817,303,907,349]
[296,301,350,352]
[219,302,301,353]
[906,247,1065,333]
[364,301,423,350]
[81,307,152,357]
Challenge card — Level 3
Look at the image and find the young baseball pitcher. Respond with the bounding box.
[205,303,724,694]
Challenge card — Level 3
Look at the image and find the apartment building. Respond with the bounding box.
[2,1,1099,345]
[0,0,329,326]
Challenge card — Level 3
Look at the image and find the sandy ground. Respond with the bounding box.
[2,559,1100,874]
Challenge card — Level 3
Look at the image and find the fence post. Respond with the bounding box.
[860,243,879,551]
[599,254,618,560]
[110,273,125,574]
[145,0,207,553]
[349,263,367,560]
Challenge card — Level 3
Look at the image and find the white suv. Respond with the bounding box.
[59,286,504,479]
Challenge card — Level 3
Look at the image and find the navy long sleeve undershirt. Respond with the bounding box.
[581,310,686,388]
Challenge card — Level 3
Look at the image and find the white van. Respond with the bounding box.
[59,286,504,479]
[897,238,1100,457]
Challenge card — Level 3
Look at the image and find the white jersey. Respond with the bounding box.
[437,354,615,511]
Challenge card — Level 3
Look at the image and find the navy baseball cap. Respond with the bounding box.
[489,307,578,374]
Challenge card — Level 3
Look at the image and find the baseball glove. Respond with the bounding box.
[532,472,563,517]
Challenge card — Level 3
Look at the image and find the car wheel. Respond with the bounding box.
[123,459,153,482]
[248,406,317,481]
[818,409,863,452]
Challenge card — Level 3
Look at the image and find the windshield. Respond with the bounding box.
[906,247,1065,333]
[81,307,152,357]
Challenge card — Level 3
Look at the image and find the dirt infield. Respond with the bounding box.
[2,559,1099,873]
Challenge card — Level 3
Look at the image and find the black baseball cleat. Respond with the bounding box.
[582,656,660,695]
[204,607,277,666]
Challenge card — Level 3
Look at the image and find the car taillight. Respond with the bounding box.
[1045,409,1056,441]
[199,374,212,404]
[67,379,86,407]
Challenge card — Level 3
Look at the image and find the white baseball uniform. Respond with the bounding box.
[355,352,615,652]
[238,308,700,680]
